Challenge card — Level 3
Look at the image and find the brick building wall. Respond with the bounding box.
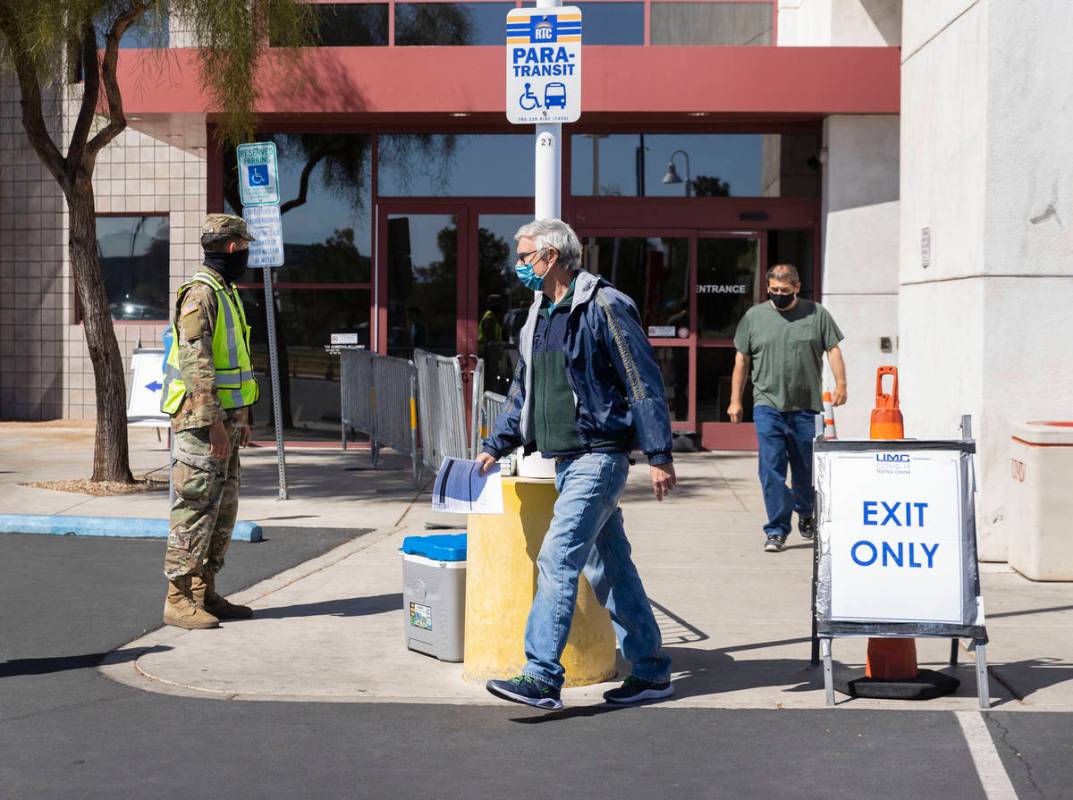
[0,71,206,422]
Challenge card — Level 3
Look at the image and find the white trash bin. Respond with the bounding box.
[1008,421,1073,581]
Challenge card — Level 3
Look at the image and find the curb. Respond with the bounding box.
[0,514,262,542]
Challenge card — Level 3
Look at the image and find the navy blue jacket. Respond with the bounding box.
[482,270,674,466]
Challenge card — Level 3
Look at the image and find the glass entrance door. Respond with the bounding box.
[696,233,764,450]
[579,230,694,431]
[474,213,535,396]
[378,207,467,360]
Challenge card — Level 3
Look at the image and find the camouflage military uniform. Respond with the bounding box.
[164,225,254,581]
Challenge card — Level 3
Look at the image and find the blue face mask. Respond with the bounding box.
[515,252,546,292]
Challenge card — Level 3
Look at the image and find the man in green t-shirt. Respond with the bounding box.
[729,263,847,552]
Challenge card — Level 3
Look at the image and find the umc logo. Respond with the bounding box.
[531,17,556,41]
[876,453,910,463]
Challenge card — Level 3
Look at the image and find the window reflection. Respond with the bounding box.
[653,346,690,422]
[571,133,819,198]
[396,3,514,46]
[583,236,690,333]
[94,7,168,49]
[477,214,533,394]
[697,348,753,423]
[572,3,644,45]
[768,229,814,300]
[224,134,373,283]
[282,3,389,46]
[651,1,773,46]
[386,215,459,358]
[239,288,371,437]
[97,215,169,321]
[697,237,759,340]
[378,134,533,197]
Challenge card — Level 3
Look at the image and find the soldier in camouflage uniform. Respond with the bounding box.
[161,214,259,630]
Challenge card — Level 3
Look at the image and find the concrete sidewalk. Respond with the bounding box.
[3,424,1072,711]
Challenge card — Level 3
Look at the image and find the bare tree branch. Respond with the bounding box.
[87,1,149,157]
[65,21,100,181]
[279,145,331,214]
[0,4,67,188]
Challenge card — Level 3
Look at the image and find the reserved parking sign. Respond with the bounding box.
[237,142,280,206]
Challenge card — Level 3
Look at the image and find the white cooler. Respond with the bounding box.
[1008,421,1073,581]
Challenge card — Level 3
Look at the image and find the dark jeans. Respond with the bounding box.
[754,405,818,539]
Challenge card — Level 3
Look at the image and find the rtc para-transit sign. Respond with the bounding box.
[506,7,582,125]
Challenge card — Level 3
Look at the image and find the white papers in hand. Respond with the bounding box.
[431,457,504,514]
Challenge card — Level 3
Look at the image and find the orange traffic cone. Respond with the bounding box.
[866,366,919,681]
[869,366,903,439]
[822,391,837,439]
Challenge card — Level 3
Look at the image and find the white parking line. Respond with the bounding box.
[956,711,1018,800]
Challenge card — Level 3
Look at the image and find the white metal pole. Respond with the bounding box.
[534,0,562,220]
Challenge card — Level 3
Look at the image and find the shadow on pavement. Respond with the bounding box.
[662,645,822,701]
[989,603,1073,620]
[991,658,1073,700]
[1,645,171,677]
[239,452,423,501]
[510,703,635,724]
[255,592,402,620]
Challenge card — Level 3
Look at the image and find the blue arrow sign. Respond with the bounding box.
[145,381,162,392]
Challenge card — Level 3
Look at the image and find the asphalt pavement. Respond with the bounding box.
[1,531,1071,799]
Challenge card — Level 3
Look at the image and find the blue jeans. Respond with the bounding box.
[754,405,818,539]
[522,452,672,690]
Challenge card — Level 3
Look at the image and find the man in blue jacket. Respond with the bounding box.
[477,218,676,710]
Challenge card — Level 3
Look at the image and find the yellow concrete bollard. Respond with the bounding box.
[463,476,617,687]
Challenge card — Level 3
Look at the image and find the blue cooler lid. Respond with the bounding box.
[401,533,467,562]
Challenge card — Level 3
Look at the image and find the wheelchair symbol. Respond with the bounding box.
[247,164,270,187]
[519,83,541,111]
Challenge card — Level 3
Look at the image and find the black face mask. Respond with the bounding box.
[768,291,795,311]
[203,249,249,283]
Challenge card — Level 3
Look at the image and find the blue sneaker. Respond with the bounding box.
[486,675,563,710]
[603,676,674,704]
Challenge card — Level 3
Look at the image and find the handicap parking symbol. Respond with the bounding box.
[247,164,270,187]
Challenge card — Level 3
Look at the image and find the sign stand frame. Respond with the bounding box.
[809,416,991,709]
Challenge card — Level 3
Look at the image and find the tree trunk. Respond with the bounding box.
[67,177,133,483]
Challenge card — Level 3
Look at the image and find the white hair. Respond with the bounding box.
[514,218,583,271]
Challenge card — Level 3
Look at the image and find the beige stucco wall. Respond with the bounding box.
[899,0,1073,560]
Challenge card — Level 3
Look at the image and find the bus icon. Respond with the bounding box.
[544,82,567,109]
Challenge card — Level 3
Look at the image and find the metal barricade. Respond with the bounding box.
[413,349,473,472]
[339,347,420,486]
[372,354,420,484]
[339,348,374,450]
[469,359,485,459]
[474,390,508,458]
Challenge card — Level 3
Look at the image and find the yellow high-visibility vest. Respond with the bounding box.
[161,271,259,414]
